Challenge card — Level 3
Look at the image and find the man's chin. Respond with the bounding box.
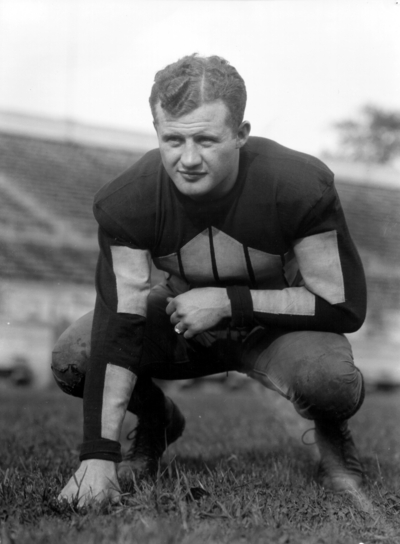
[173,179,214,201]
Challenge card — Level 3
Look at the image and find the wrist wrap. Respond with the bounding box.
[226,285,254,328]
[80,438,122,463]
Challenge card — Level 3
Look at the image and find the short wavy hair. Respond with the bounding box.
[149,54,247,130]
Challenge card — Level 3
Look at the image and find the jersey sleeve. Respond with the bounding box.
[237,167,366,333]
[80,206,152,463]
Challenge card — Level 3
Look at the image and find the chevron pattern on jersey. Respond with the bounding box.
[154,227,285,288]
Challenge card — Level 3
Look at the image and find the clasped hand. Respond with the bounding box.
[165,287,231,339]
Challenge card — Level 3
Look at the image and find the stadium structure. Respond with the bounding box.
[0,111,399,387]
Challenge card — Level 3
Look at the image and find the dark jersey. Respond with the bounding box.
[80,137,366,462]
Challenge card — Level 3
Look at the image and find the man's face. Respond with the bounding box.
[154,100,250,201]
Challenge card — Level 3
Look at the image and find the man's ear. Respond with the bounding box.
[236,120,251,148]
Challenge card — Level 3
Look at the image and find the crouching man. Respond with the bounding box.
[52,54,366,505]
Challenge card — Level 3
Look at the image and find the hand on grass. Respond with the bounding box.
[58,459,121,506]
[166,287,231,339]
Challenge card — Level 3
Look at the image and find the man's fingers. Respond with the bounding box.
[58,487,121,507]
[165,298,176,316]
[58,479,89,506]
[170,312,180,326]
[57,488,83,505]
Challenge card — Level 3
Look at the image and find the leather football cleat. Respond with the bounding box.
[118,397,185,478]
[315,420,363,492]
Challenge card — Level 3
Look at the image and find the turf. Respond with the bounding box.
[0,381,400,543]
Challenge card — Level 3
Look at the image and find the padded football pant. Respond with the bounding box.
[52,283,364,423]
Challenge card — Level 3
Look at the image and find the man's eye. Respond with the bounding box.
[199,138,214,146]
[165,137,182,146]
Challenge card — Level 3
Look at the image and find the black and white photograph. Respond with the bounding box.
[0,1,399,542]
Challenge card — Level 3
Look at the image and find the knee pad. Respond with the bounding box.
[51,330,88,398]
[51,362,85,398]
[291,355,365,422]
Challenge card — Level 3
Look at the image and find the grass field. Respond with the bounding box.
[1,381,400,544]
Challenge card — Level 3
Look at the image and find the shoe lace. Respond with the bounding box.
[301,427,316,446]
[125,417,167,461]
[126,428,136,441]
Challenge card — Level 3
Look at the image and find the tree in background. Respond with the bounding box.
[323,105,400,339]
[326,104,400,165]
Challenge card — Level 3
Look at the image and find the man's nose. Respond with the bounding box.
[181,143,202,168]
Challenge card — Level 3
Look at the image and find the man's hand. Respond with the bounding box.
[166,287,231,339]
[58,459,121,506]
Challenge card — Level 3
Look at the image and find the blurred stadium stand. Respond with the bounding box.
[0,111,399,387]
